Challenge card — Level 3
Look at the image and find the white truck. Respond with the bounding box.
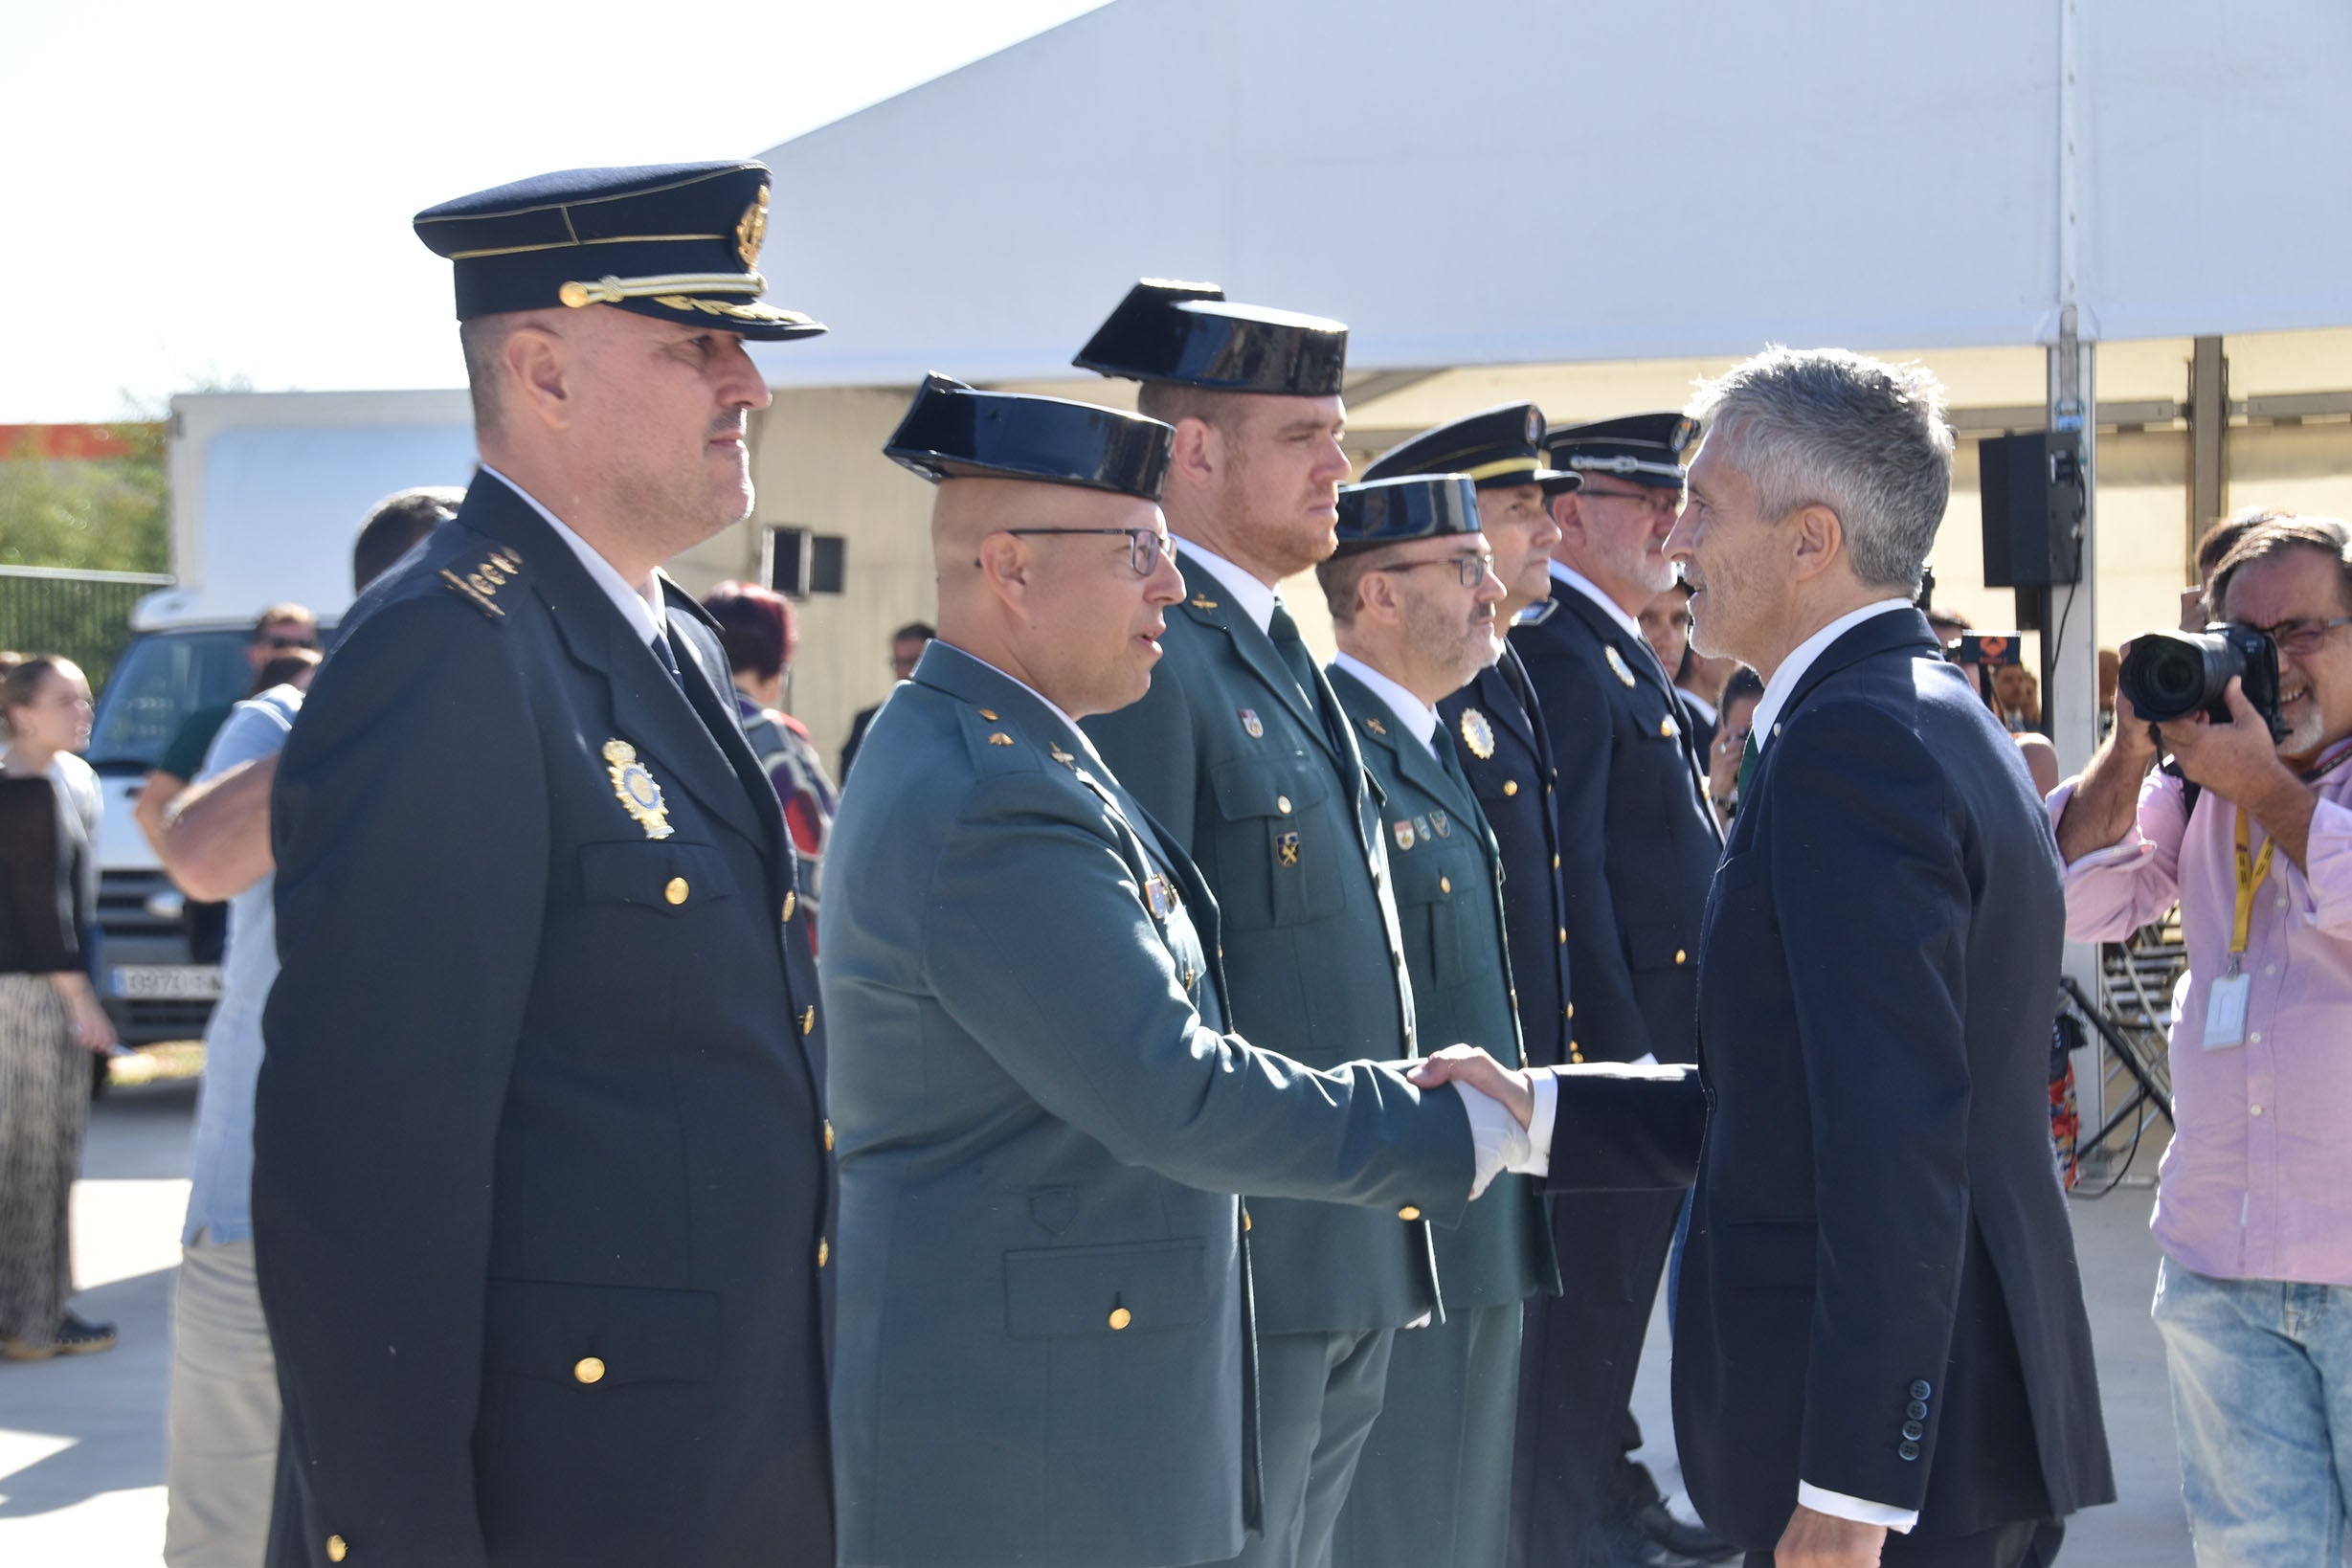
[87,389,478,1042]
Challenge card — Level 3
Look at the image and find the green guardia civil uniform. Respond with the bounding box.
[1081,553,1438,1563]
[823,642,1477,1568]
[824,376,1482,1568]
[1323,663,1560,1568]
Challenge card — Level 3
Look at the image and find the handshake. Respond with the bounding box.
[1408,1044,1707,1198]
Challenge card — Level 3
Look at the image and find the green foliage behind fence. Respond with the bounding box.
[0,567,171,690]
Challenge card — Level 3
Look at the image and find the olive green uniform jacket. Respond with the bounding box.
[819,643,1478,1568]
[1082,556,1439,1335]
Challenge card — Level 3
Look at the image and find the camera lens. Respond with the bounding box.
[2119,630,2234,723]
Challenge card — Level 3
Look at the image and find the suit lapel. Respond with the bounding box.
[1743,608,1943,825]
[663,592,791,874]
[464,479,769,852]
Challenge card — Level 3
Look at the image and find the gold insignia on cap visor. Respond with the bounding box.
[602,739,674,840]
[736,187,769,268]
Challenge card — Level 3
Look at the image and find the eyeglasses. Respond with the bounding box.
[261,634,321,651]
[2241,615,2352,657]
[1001,527,1177,579]
[1369,552,1496,590]
[1578,484,1682,520]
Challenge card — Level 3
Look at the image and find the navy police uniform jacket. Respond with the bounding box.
[253,473,833,1568]
[1437,643,1575,1068]
[1673,608,2114,1545]
[1512,580,1721,1064]
[820,644,1475,1568]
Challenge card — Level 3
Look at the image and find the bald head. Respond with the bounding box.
[930,477,1182,719]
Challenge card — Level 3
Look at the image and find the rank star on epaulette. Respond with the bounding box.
[1605,646,1639,687]
[440,547,524,619]
[1364,716,1387,737]
[1190,594,1219,611]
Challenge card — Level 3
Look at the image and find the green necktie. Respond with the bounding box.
[1266,600,1319,701]
[1736,732,1759,802]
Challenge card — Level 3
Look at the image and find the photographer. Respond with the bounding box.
[2050,515,2352,1562]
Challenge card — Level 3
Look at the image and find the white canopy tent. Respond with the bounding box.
[752,0,2352,388]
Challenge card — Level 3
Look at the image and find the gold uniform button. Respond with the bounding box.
[1398,1205,1422,1222]
[1660,716,1676,738]
[781,891,797,922]
[1243,1210,1252,1232]
[1570,1045,1585,1064]
[1109,1307,1132,1331]
[1675,949,1689,966]
[1566,1002,1575,1019]
[800,1005,817,1036]
[325,1536,348,1563]
[1439,876,1451,894]
[1557,927,1567,945]
[1276,795,1293,815]
[977,708,998,721]
[1552,854,1560,871]
[573,1356,606,1385]
[1503,780,1519,796]
[823,1120,835,1152]
[818,1239,830,1268]
[664,877,689,906]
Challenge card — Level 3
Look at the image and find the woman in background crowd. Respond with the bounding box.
[702,581,839,908]
[1703,664,1766,829]
[0,653,117,1358]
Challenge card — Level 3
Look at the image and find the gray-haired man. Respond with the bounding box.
[1661,347,2114,1568]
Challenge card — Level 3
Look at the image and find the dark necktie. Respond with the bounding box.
[1433,724,1472,798]
[1736,731,1759,802]
[1266,601,1320,701]
[649,629,686,690]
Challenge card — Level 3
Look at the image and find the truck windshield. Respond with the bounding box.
[86,630,255,771]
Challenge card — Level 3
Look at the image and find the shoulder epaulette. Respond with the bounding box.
[957,705,1044,775]
[439,546,526,621]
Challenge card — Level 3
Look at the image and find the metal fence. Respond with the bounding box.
[0,565,172,691]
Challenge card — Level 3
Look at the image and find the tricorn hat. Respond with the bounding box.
[884,375,1174,502]
[414,161,824,342]
[1074,280,1347,397]
[1332,475,1484,554]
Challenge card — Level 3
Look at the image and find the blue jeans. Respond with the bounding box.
[2152,1254,2352,1566]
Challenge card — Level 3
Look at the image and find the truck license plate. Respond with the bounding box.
[109,966,224,1000]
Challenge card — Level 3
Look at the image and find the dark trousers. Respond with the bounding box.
[1220,1327,1396,1568]
[1510,1188,1682,1568]
[1741,1516,2062,1568]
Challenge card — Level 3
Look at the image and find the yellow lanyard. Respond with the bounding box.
[2229,808,2277,971]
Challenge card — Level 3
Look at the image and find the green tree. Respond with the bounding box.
[0,419,169,572]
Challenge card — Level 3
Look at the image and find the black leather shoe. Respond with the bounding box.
[1629,1500,1738,1563]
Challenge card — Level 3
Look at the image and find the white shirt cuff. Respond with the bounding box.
[1797,1482,1917,1534]
[1511,1070,1557,1177]
[1449,1083,1530,1199]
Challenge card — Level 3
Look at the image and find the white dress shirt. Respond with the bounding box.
[1331,651,1440,757]
[1743,593,1923,1534]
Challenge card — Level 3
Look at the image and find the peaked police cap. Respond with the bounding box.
[414,161,824,342]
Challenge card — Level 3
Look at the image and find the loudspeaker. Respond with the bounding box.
[764,526,848,597]
[1979,431,2085,587]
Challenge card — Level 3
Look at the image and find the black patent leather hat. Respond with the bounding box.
[884,375,1175,501]
[1074,280,1347,396]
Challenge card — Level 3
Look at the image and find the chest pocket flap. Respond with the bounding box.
[578,840,736,908]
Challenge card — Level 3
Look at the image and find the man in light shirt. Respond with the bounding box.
[1661,347,2113,1567]
[2053,514,2352,1564]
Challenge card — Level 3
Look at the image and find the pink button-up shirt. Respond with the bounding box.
[2050,744,2352,1286]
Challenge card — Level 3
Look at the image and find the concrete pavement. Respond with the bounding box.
[3,1081,2200,1567]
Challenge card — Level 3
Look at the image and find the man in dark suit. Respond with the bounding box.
[1514,414,1732,1567]
[1075,281,1448,1568]
[1316,473,1560,1568]
[1665,347,2113,1567]
[839,621,931,781]
[254,163,836,1568]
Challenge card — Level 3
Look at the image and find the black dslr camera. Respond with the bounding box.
[2117,623,2287,742]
